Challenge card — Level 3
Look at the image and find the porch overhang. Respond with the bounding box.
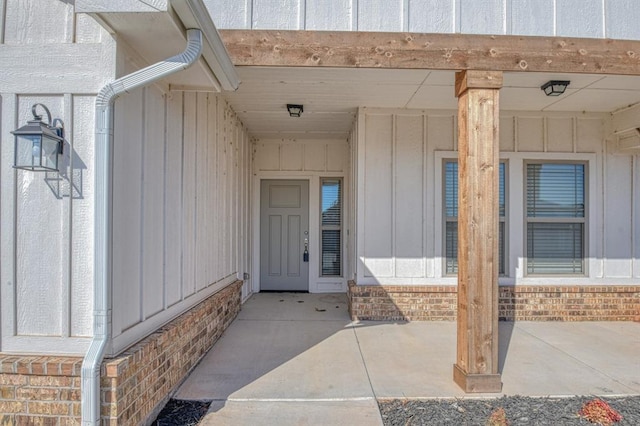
[77,0,239,91]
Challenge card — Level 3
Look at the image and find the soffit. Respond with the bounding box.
[77,0,239,90]
[223,66,640,139]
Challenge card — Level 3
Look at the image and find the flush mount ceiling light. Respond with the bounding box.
[286,104,304,117]
[541,80,570,96]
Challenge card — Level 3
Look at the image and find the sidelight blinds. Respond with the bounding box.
[321,179,342,276]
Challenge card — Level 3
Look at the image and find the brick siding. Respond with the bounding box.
[0,280,242,425]
[348,281,640,321]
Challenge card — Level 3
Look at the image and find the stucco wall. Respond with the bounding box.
[0,1,115,354]
[353,107,640,286]
[206,0,640,40]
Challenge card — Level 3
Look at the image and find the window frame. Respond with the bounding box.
[320,177,343,277]
[442,159,508,277]
[524,160,588,276]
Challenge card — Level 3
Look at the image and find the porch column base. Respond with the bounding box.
[453,364,502,393]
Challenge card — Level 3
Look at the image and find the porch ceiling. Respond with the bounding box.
[222,66,640,140]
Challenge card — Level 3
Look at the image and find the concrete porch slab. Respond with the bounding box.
[174,293,639,425]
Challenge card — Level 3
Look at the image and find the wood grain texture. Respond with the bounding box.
[221,30,640,75]
[454,71,502,392]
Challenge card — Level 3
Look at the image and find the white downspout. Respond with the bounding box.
[81,28,203,426]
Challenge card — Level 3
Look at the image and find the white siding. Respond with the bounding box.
[408,0,455,33]
[0,3,112,354]
[208,0,640,41]
[0,2,252,355]
[556,0,603,38]
[3,0,74,44]
[110,82,252,355]
[353,108,638,285]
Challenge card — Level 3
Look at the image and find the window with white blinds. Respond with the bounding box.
[321,179,342,276]
[526,162,586,274]
[444,161,506,275]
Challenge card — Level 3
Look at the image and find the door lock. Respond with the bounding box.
[303,237,309,262]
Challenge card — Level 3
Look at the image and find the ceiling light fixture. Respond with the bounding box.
[541,80,570,96]
[286,104,304,117]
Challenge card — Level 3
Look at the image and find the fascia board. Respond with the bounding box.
[170,0,240,91]
[76,0,169,13]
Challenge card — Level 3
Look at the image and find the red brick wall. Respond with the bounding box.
[348,281,640,321]
[0,280,242,425]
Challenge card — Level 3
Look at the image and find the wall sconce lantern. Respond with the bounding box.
[286,104,304,117]
[11,103,64,172]
[541,80,570,96]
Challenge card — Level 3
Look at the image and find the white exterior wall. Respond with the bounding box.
[0,1,115,354]
[252,138,350,292]
[110,46,252,354]
[207,0,640,40]
[0,1,253,356]
[353,107,640,285]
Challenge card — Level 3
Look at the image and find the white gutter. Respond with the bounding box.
[80,28,203,426]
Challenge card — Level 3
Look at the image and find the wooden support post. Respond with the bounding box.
[453,70,503,393]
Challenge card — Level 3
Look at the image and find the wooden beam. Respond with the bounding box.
[220,30,640,76]
[453,70,502,393]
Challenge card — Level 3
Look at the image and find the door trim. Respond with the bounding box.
[251,173,348,294]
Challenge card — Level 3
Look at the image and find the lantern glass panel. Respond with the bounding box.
[41,134,59,170]
[15,134,42,170]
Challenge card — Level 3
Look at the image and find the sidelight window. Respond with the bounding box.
[320,178,342,276]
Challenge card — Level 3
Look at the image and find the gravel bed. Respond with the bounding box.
[379,396,640,426]
[152,399,211,426]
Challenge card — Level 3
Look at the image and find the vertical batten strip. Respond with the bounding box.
[402,0,410,32]
[572,116,577,153]
[162,92,169,309]
[633,154,639,277]
[62,93,73,338]
[0,94,17,337]
[209,95,217,285]
[139,88,147,321]
[179,91,186,301]
[351,0,359,31]
[0,0,6,44]
[299,0,306,30]
[391,114,397,277]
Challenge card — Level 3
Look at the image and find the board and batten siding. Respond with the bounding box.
[206,0,640,41]
[0,1,115,354]
[111,81,252,355]
[0,0,252,356]
[252,139,350,292]
[354,107,640,285]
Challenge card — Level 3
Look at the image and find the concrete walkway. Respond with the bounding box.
[175,293,640,425]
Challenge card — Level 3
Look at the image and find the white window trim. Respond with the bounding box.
[435,151,598,285]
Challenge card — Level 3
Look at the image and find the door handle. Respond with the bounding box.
[303,237,309,262]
